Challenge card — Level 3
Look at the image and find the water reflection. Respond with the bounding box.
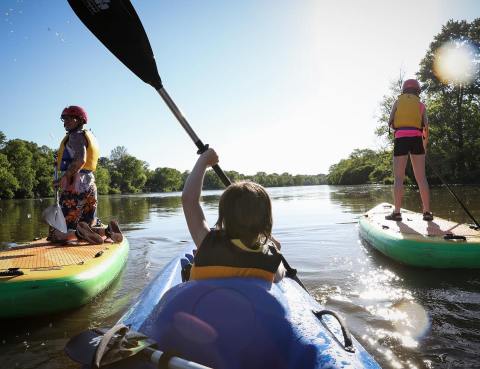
[329,184,480,226]
[360,237,480,368]
[1,186,480,369]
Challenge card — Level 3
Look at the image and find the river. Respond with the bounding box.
[1,185,479,369]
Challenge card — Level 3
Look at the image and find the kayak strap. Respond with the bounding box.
[314,310,355,353]
[180,256,193,282]
[0,268,24,276]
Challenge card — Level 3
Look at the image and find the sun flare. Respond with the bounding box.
[433,40,479,85]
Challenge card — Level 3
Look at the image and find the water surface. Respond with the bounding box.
[1,185,480,369]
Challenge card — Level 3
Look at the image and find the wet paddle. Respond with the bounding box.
[67,0,308,291]
[42,166,67,233]
[65,324,211,369]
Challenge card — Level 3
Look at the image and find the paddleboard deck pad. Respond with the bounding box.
[0,237,129,318]
[359,203,480,268]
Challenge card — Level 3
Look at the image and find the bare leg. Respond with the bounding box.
[393,155,409,213]
[410,154,430,213]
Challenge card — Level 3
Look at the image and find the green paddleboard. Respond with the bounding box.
[0,237,129,318]
[359,203,480,268]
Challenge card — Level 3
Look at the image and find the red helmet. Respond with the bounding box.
[61,105,88,123]
[402,79,421,93]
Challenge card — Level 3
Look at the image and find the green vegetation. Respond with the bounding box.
[0,134,55,199]
[0,135,326,200]
[328,18,480,185]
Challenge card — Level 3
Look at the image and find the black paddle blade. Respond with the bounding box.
[68,0,162,90]
[65,327,156,367]
[65,329,102,365]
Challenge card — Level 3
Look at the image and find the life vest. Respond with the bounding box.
[57,129,99,172]
[393,93,423,130]
[190,230,283,282]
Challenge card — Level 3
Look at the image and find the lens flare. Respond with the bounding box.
[390,300,430,342]
[433,40,479,85]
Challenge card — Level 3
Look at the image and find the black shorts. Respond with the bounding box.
[393,136,425,156]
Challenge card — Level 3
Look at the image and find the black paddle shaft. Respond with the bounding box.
[157,87,231,187]
[67,0,231,187]
[427,159,480,229]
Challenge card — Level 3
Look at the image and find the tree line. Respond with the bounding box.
[0,135,326,200]
[328,18,480,185]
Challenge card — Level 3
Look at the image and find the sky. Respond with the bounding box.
[1,0,478,175]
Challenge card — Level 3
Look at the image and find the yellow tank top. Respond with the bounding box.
[56,129,99,171]
[393,94,422,129]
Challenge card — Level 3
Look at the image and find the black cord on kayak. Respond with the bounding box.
[0,268,24,276]
[314,310,355,353]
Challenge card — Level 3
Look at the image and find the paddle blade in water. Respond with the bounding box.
[65,326,155,367]
[68,0,162,89]
[42,204,67,234]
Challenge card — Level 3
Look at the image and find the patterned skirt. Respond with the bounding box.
[59,173,97,230]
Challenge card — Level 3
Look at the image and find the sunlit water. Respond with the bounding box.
[1,185,480,369]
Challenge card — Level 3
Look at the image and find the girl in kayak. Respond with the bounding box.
[182,148,285,282]
[386,79,433,221]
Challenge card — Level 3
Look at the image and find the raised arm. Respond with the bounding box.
[182,148,219,248]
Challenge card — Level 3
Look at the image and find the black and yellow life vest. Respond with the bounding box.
[190,230,283,282]
[56,129,99,172]
[393,93,422,130]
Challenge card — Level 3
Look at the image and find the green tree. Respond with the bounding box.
[418,18,480,182]
[110,146,128,163]
[203,169,224,189]
[147,167,183,192]
[0,131,6,149]
[110,155,148,193]
[368,150,394,184]
[95,164,111,195]
[2,140,35,198]
[28,143,54,197]
[327,149,381,185]
[375,71,404,141]
[0,153,19,199]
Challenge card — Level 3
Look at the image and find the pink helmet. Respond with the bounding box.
[61,106,88,123]
[402,79,421,93]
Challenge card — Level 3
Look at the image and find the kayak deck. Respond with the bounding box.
[0,237,129,318]
[359,203,480,268]
[114,247,382,369]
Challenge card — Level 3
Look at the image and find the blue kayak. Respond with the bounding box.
[108,247,382,369]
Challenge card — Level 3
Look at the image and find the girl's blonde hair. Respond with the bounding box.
[215,181,272,249]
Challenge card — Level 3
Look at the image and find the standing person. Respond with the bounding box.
[386,79,433,221]
[49,105,122,244]
[182,148,285,282]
